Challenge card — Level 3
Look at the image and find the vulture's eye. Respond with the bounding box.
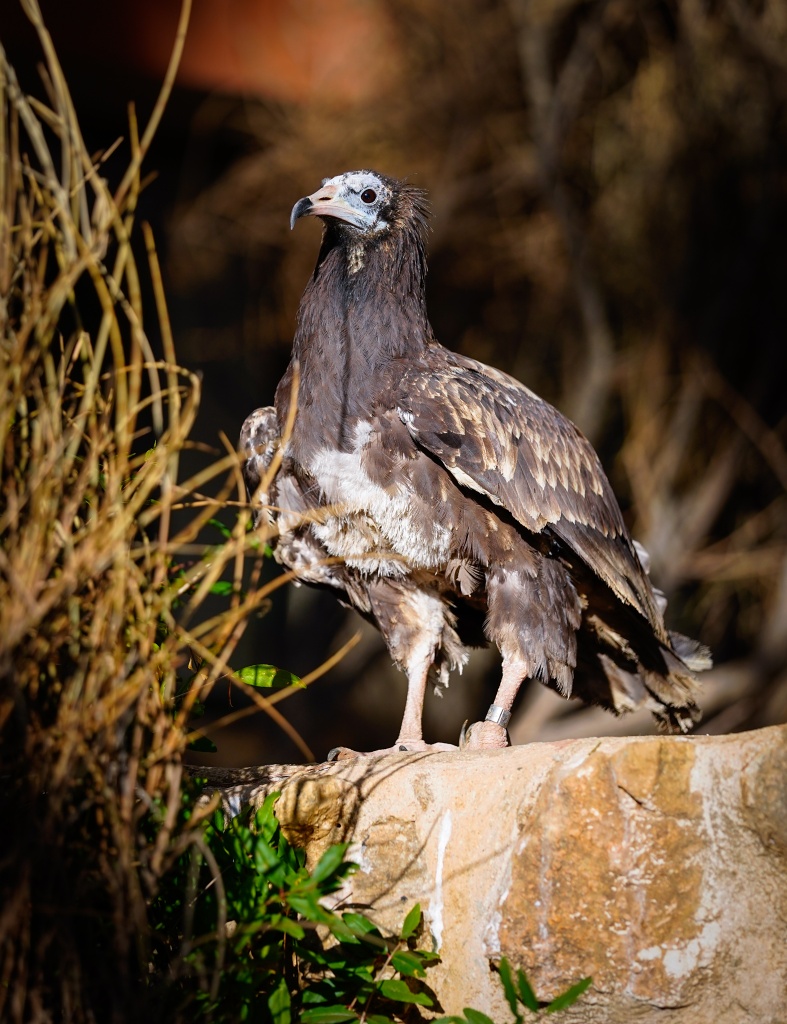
[361,188,377,204]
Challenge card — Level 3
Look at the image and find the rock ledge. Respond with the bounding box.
[203,725,787,1022]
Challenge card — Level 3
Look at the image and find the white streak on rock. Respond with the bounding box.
[430,810,453,950]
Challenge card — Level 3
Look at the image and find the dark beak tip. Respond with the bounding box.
[290,196,313,230]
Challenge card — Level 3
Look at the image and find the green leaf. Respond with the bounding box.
[340,911,381,937]
[236,663,303,690]
[311,843,350,883]
[400,902,422,940]
[545,976,592,1013]
[377,978,433,1006]
[187,736,217,753]
[253,792,282,832]
[516,968,540,1012]
[208,517,233,539]
[268,978,291,1024]
[268,915,305,939]
[462,1010,495,1024]
[252,833,282,873]
[391,949,428,978]
[497,958,523,1022]
[287,892,331,920]
[209,580,235,596]
[247,527,274,559]
[300,1009,358,1023]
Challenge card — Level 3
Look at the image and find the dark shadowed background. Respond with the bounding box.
[6,0,786,764]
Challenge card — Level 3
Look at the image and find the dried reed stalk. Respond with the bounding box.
[0,4,323,1020]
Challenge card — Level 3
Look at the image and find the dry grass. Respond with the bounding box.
[0,4,323,1019]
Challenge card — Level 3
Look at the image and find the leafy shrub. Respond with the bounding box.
[148,787,442,1022]
[146,783,590,1023]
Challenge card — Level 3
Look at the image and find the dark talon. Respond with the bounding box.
[398,744,408,751]
[327,747,341,762]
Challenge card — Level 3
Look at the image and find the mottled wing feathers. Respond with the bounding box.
[239,406,280,528]
[396,351,665,633]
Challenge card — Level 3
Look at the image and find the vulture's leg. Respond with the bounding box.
[460,652,528,750]
[327,647,458,760]
[394,641,431,744]
[389,643,457,751]
[327,597,459,761]
[462,559,580,750]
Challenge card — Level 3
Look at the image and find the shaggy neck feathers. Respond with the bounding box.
[288,200,433,453]
[296,215,432,358]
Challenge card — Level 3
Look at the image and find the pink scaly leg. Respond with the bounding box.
[460,652,529,750]
[327,644,456,761]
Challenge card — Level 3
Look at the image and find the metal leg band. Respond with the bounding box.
[485,704,511,728]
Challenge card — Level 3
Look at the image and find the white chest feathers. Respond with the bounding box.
[307,424,452,575]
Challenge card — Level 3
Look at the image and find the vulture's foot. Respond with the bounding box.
[326,739,457,762]
[459,720,510,750]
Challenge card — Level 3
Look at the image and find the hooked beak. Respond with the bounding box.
[290,183,370,231]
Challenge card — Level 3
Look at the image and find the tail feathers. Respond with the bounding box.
[593,626,705,733]
[614,540,711,731]
[597,654,646,715]
[669,630,713,673]
[644,643,703,725]
[597,654,702,733]
[651,695,702,733]
[646,633,709,732]
[632,539,668,615]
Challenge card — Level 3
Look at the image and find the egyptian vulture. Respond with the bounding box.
[241,170,710,758]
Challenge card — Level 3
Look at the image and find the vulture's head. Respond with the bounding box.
[290,170,428,245]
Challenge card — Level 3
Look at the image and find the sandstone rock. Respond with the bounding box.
[206,724,787,1022]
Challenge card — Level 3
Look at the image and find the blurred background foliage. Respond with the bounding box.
[4,0,787,766]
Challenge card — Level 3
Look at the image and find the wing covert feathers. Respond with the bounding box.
[396,352,665,631]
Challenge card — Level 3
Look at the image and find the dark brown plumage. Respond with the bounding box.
[241,170,710,757]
